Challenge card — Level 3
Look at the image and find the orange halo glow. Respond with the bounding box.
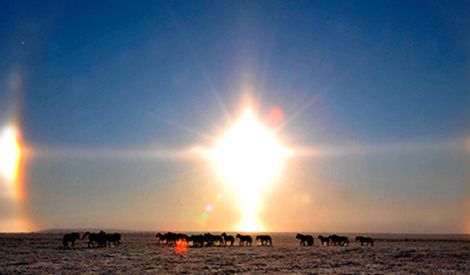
[0,125,24,200]
[204,107,291,232]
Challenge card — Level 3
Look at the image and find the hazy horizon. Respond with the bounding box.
[7,227,470,236]
[1,1,469,234]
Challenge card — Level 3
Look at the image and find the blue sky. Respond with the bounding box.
[0,0,469,233]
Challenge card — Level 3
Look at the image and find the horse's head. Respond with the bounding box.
[296,233,302,239]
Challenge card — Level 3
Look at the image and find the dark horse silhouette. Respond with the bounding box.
[157,232,188,246]
[155,233,166,244]
[296,234,314,246]
[256,235,272,246]
[62,232,80,248]
[236,234,252,246]
[82,231,107,248]
[221,233,235,246]
[329,234,349,246]
[189,234,205,247]
[106,233,121,247]
[318,235,330,246]
[204,233,224,246]
[356,236,374,246]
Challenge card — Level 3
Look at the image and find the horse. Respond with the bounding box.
[356,236,374,246]
[318,235,330,246]
[204,233,224,246]
[256,235,273,246]
[62,232,80,248]
[296,234,314,246]
[162,232,188,246]
[236,234,252,246]
[163,232,178,245]
[329,234,349,246]
[106,233,121,247]
[221,233,235,246]
[155,233,166,244]
[189,234,205,247]
[82,231,107,248]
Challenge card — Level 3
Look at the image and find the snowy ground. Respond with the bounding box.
[1,233,469,274]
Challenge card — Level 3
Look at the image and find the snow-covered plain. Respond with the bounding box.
[1,233,469,274]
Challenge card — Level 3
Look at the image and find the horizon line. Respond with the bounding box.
[3,228,470,236]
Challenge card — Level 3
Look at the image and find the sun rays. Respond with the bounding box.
[4,89,468,234]
[197,107,292,231]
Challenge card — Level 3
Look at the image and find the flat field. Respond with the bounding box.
[1,233,469,274]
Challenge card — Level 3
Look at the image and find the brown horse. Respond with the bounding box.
[221,233,235,246]
[204,233,224,246]
[155,233,166,244]
[106,233,121,247]
[63,232,80,248]
[318,235,330,246]
[356,236,374,246]
[189,234,205,247]
[236,234,252,246]
[256,235,273,246]
[82,231,107,248]
[296,234,314,246]
[329,234,349,246]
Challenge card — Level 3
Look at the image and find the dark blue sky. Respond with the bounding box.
[1,0,469,232]
[1,0,468,147]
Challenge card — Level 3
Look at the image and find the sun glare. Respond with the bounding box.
[0,126,22,182]
[206,108,290,231]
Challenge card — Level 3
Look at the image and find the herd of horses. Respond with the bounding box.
[154,232,272,247]
[63,231,373,249]
[62,231,121,248]
[316,234,374,247]
[154,232,373,248]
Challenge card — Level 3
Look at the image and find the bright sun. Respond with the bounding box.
[206,108,291,231]
[0,126,22,182]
